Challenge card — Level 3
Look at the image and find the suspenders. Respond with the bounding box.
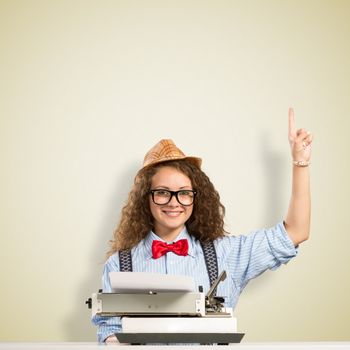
[199,241,218,288]
[118,240,218,288]
[119,249,133,272]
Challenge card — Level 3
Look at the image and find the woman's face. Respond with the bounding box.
[149,166,194,241]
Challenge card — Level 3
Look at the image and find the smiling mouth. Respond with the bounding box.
[162,211,183,217]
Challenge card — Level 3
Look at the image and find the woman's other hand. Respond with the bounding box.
[288,107,313,163]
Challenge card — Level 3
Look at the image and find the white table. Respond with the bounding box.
[1,343,350,350]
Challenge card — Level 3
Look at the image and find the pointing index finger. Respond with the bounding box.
[288,107,296,138]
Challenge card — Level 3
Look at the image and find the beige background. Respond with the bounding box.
[1,0,349,342]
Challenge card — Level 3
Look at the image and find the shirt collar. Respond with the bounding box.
[143,226,197,260]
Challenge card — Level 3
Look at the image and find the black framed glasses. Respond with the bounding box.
[150,189,197,206]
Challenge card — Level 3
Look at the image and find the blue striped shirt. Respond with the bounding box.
[92,221,297,342]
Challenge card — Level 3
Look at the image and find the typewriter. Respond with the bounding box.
[86,270,244,344]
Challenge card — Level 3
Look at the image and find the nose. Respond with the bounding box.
[167,193,180,206]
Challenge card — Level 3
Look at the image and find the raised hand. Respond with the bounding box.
[288,108,313,164]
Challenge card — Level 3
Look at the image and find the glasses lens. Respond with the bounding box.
[177,190,195,205]
[152,190,171,205]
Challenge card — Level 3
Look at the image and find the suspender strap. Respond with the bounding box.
[118,241,219,289]
[118,249,133,272]
[200,241,218,288]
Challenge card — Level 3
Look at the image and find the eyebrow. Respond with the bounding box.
[153,186,192,190]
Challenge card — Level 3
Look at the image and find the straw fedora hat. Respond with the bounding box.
[141,139,202,170]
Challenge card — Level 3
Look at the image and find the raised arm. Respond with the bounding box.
[284,108,313,246]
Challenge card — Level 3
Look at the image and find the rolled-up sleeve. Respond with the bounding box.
[91,254,122,343]
[225,221,298,289]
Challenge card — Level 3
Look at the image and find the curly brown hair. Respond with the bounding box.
[106,160,227,258]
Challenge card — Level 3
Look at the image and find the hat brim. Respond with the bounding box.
[139,155,202,174]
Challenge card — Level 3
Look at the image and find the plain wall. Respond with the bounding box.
[1,0,349,342]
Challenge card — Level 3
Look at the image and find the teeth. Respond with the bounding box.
[164,211,181,217]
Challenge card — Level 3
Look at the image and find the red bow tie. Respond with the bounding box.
[152,239,189,259]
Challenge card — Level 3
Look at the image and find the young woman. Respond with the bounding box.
[92,108,313,343]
